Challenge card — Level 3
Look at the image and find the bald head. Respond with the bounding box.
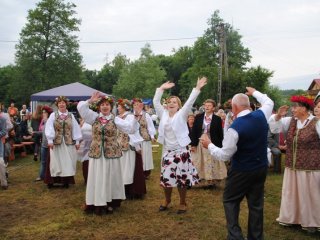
[232,93,250,117]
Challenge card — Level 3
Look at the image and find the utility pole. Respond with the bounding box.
[217,23,228,106]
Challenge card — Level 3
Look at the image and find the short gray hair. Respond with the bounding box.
[232,93,250,108]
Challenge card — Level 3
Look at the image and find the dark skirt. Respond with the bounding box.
[126,151,146,198]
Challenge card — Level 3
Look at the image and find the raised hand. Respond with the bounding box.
[160,81,175,90]
[277,105,289,118]
[245,87,256,96]
[196,77,207,90]
[89,91,101,103]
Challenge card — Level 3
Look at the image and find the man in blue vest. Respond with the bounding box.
[201,87,274,240]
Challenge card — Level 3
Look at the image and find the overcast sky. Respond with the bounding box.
[1,0,320,89]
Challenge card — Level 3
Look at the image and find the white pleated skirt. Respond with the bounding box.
[49,141,77,177]
[141,141,154,171]
[86,155,126,206]
[119,149,136,185]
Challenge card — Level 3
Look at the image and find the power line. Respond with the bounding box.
[0,37,199,44]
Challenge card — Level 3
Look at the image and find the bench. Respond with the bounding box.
[9,142,35,160]
[10,144,26,161]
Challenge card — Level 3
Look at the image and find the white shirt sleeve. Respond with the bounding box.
[77,100,99,125]
[145,112,156,138]
[208,128,238,161]
[71,114,82,144]
[153,88,165,120]
[115,114,140,135]
[45,113,56,144]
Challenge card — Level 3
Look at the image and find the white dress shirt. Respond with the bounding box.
[208,91,274,161]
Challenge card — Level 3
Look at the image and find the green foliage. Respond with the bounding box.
[13,0,83,103]
[112,44,166,99]
[0,65,18,104]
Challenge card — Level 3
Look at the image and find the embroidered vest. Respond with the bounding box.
[117,113,130,151]
[285,118,320,170]
[89,115,122,159]
[53,112,74,145]
[138,112,151,141]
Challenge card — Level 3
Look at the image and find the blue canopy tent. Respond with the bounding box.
[30,82,110,112]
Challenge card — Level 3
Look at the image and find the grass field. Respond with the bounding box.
[0,150,319,240]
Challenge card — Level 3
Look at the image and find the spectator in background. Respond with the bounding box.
[35,106,52,182]
[20,104,29,117]
[216,109,226,128]
[201,87,274,240]
[187,113,195,138]
[190,99,225,189]
[269,95,320,233]
[31,105,43,161]
[7,102,19,120]
[0,115,8,190]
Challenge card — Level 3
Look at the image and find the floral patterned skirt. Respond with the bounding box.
[160,147,199,188]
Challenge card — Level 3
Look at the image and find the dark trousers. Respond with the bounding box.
[223,167,267,240]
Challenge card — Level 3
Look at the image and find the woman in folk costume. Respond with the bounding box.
[77,92,139,215]
[132,98,156,179]
[269,95,320,233]
[77,118,92,184]
[153,77,207,214]
[45,96,81,188]
[116,99,137,188]
[117,99,147,199]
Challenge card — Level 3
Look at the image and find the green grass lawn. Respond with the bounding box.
[0,151,319,240]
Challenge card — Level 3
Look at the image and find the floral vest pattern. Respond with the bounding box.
[138,112,151,141]
[88,115,122,159]
[117,113,130,151]
[285,117,320,170]
[53,112,74,145]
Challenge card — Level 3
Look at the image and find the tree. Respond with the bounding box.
[0,65,18,104]
[113,44,166,99]
[93,53,129,94]
[13,0,83,103]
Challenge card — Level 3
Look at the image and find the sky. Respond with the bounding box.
[1,0,320,90]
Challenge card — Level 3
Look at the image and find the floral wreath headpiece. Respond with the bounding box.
[117,98,132,111]
[290,95,314,109]
[131,98,142,104]
[42,105,53,115]
[55,96,69,105]
[89,95,114,112]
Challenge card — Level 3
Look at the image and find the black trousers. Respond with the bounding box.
[223,167,267,240]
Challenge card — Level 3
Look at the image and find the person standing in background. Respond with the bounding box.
[132,98,156,179]
[45,96,82,189]
[190,99,225,189]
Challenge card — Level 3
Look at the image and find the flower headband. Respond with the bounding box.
[117,98,132,111]
[131,98,142,104]
[290,95,314,109]
[89,95,114,112]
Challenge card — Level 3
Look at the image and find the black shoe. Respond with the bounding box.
[63,183,69,189]
[106,206,113,214]
[33,155,38,161]
[159,205,168,211]
[47,183,53,189]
